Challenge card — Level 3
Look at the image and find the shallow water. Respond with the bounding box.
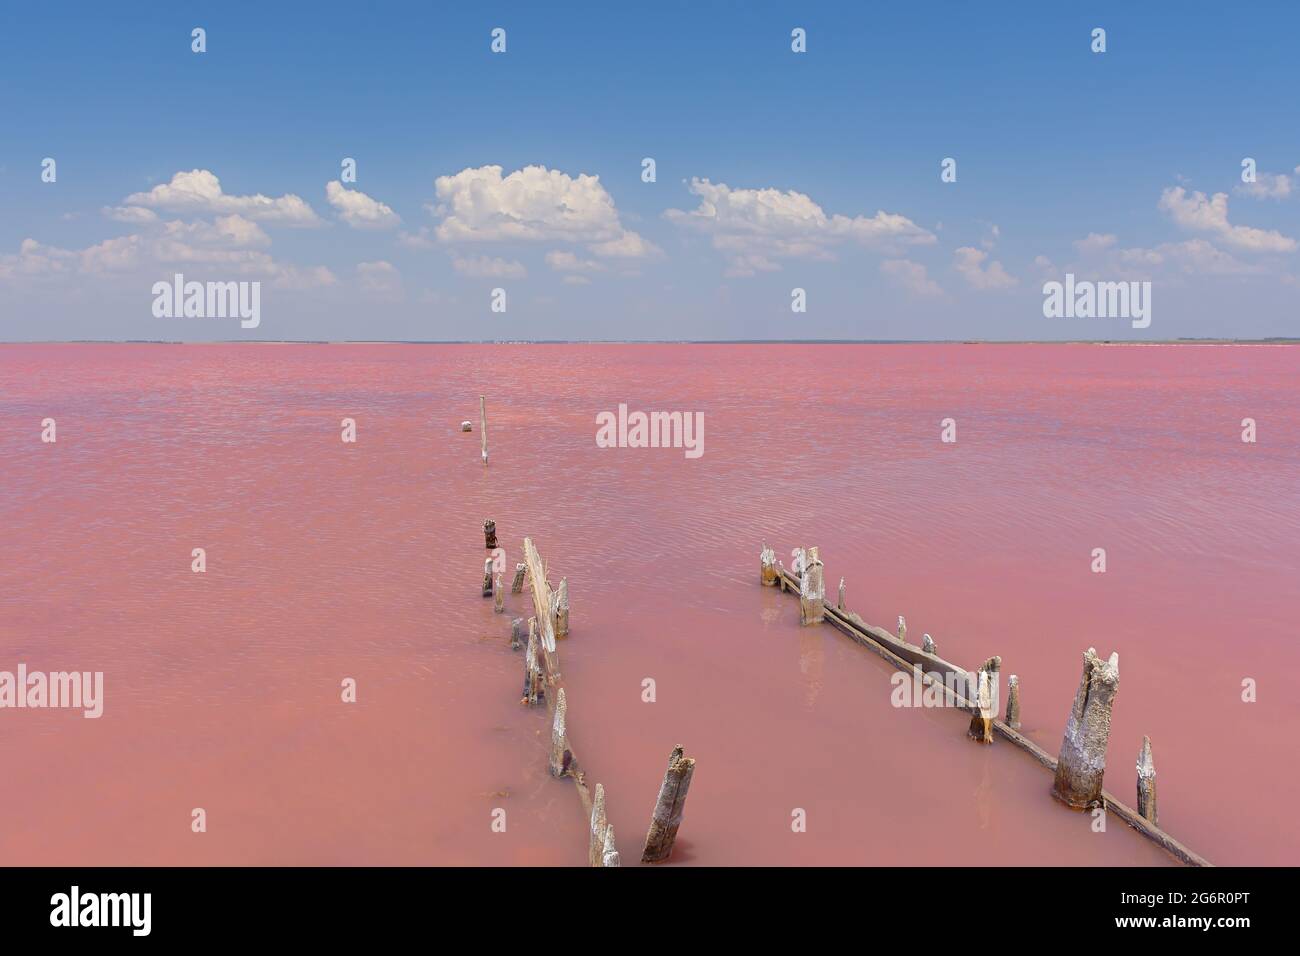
[1,342,1296,865]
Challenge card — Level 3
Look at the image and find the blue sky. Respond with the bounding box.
[1,1,1297,340]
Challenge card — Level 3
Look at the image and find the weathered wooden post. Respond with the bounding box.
[460,420,472,432]
[510,617,524,651]
[589,784,620,867]
[897,615,907,643]
[553,577,569,638]
[523,537,560,682]
[791,547,807,578]
[1137,736,1157,826]
[549,688,572,777]
[777,561,788,592]
[589,783,609,867]
[1005,674,1021,730]
[481,558,493,597]
[641,745,696,864]
[838,577,845,611]
[922,633,936,655]
[479,395,488,463]
[521,618,544,705]
[760,543,778,587]
[483,519,497,550]
[601,825,621,867]
[799,546,825,625]
[511,562,526,594]
[493,574,504,613]
[1051,648,1120,808]
[968,670,994,743]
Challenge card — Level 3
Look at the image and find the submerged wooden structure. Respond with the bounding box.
[765,546,1210,867]
[484,531,694,866]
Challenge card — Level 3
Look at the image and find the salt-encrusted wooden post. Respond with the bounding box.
[968,670,994,743]
[1051,648,1120,808]
[510,617,524,651]
[799,546,825,625]
[922,633,936,655]
[523,537,560,682]
[1137,736,1157,826]
[511,562,526,594]
[479,395,488,463]
[482,558,494,597]
[1005,674,1021,730]
[553,577,569,638]
[968,656,1000,743]
[493,574,504,613]
[777,561,787,591]
[760,543,778,586]
[589,783,609,867]
[483,519,497,550]
[838,577,845,611]
[791,547,807,578]
[460,420,472,432]
[521,618,544,705]
[641,745,695,863]
[601,825,621,867]
[549,688,572,777]
[897,615,907,643]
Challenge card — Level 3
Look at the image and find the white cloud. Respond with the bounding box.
[451,255,527,279]
[1,222,334,288]
[953,246,1017,290]
[1073,233,1117,255]
[562,275,591,286]
[545,250,604,273]
[1117,239,1267,277]
[122,170,321,226]
[1158,186,1295,253]
[102,206,158,225]
[589,230,660,259]
[665,177,934,275]
[326,181,400,229]
[429,164,657,267]
[880,258,942,296]
[1235,168,1295,201]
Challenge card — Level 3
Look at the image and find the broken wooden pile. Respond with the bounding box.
[761,541,1210,867]
[481,523,695,866]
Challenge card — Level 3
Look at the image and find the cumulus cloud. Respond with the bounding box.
[1158,186,1295,253]
[451,255,527,279]
[880,258,942,296]
[122,170,321,226]
[430,164,656,261]
[665,177,934,276]
[326,181,400,229]
[1,221,334,288]
[1073,232,1117,255]
[102,206,158,225]
[1235,167,1297,201]
[953,246,1017,290]
[1116,239,1267,277]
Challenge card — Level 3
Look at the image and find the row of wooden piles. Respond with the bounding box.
[761,542,1207,866]
[482,521,695,866]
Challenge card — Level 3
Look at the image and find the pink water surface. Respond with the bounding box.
[1,343,1297,866]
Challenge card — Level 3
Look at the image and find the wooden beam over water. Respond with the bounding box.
[769,561,1210,867]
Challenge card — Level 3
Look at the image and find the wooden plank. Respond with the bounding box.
[775,565,1211,867]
